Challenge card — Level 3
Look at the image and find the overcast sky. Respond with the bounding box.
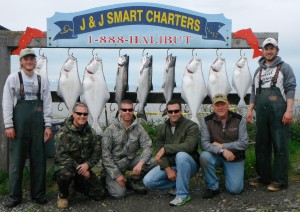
[1,0,299,94]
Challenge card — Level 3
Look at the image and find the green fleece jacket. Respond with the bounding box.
[156,116,200,169]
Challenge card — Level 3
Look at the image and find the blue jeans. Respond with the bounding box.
[143,152,199,199]
[200,151,244,194]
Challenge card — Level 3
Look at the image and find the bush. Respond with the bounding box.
[246,123,257,143]
[290,119,300,142]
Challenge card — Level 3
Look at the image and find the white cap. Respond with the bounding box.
[262,38,278,48]
[19,48,36,59]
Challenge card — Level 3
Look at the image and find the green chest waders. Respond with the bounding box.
[8,72,46,202]
[254,65,290,187]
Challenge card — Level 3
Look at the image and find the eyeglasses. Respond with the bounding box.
[167,109,181,114]
[74,112,89,116]
[120,108,134,112]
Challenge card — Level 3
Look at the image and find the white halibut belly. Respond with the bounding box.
[58,71,81,114]
[82,75,110,122]
[182,72,207,124]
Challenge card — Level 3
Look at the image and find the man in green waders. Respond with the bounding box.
[2,48,52,207]
[246,38,296,191]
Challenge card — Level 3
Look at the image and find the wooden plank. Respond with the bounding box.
[231,32,279,49]
[0,36,10,171]
[51,91,250,105]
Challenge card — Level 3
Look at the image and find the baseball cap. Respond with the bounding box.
[19,48,36,59]
[262,38,278,48]
[212,93,228,105]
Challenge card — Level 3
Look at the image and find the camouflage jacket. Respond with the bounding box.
[102,117,153,180]
[54,116,101,172]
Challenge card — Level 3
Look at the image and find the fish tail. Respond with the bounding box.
[92,119,103,136]
[191,115,200,127]
[237,99,247,108]
[162,109,167,117]
[137,109,147,121]
[67,108,73,117]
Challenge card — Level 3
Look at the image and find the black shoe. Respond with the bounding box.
[203,189,220,199]
[4,200,21,208]
[126,177,148,194]
[33,198,48,204]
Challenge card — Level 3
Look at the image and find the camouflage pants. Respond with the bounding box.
[55,167,105,200]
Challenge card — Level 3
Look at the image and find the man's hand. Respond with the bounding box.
[282,110,293,125]
[212,141,222,148]
[116,175,126,187]
[222,149,235,161]
[5,128,15,140]
[155,147,165,164]
[246,111,253,123]
[77,163,89,175]
[44,127,52,142]
[82,170,91,179]
[132,161,144,175]
[165,167,177,181]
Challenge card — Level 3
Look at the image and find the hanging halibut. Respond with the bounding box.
[162,54,176,105]
[182,56,207,126]
[57,55,82,116]
[232,55,252,108]
[80,55,110,136]
[137,53,153,121]
[115,54,129,107]
[207,56,232,100]
[34,55,49,82]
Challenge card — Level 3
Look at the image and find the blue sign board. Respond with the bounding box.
[47,3,232,48]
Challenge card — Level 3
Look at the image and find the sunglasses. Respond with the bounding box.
[120,108,134,112]
[74,112,89,116]
[167,109,181,114]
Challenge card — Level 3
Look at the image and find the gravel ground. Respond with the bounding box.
[1,175,300,212]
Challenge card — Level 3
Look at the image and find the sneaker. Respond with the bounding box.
[168,188,176,196]
[249,177,262,187]
[202,188,220,199]
[267,183,282,192]
[169,196,191,206]
[57,194,68,209]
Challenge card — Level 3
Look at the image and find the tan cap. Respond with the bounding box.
[212,93,228,105]
[262,38,278,48]
[19,48,36,59]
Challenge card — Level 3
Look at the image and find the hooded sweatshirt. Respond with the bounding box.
[250,56,296,104]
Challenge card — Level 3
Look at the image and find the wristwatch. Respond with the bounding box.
[219,147,225,154]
